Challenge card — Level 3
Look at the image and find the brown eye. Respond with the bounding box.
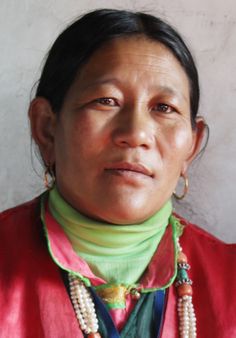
[153,103,175,114]
[95,98,117,106]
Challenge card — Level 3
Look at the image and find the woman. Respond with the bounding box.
[0,8,235,338]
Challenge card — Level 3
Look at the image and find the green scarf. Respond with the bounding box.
[48,186,172,284]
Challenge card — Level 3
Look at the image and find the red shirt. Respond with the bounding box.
[1,197,236,337]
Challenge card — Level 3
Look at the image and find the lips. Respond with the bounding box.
[104,162,153,177]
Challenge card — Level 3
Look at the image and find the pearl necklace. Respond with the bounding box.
[176,239,197,338]
[68,242,197,338]
[68,274,101,338]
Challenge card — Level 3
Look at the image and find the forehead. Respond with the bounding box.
[72,36,190,101]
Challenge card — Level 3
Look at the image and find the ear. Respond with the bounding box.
[28,97,57,165]
[181,117,207,174]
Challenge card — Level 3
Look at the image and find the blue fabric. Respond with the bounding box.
[90,287,120,338]
[90,288,166,338]
[154,290,166,338]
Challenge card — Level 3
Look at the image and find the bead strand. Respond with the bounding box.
[68,274,101,338]
[176,239,197,338]
[68,234,196,337]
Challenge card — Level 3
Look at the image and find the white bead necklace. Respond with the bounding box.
[68,274,100,337]
[68,240,197,338]
[176,239,197,338]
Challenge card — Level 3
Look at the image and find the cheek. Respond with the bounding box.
[160,120,193,161]
[73,114,107,155]
[57,113,109,163]
[174,127,193,152]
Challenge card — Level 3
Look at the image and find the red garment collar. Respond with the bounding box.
[43,197,177,290]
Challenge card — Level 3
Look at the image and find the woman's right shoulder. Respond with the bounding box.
[0,196,42,236]
[1,197,38,214]
[0,195,46,268]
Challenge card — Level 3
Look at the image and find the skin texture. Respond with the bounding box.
[29,36,205,224]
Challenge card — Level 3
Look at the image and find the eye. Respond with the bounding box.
[153,103,176,114]
[94,97,117,106]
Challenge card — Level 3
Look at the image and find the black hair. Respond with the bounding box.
[36,8,200,126]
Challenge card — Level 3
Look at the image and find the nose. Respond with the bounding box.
[112,106,155,149]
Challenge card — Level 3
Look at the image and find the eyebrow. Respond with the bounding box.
[156,85,189,103]
[80,78,189,103]
[80,78,120,91]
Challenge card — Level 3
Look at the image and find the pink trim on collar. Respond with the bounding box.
[44,201,105,286]
[44,199,176,290]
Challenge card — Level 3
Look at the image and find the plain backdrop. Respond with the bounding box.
[0,0,236,242]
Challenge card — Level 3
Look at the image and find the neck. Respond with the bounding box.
[48,186,172,283]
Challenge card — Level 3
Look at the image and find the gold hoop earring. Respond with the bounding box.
[44,165,55,190]
[173,174,189,200]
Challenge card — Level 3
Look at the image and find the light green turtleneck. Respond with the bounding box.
[48,186,172,284]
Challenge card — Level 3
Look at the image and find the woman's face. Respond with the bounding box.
[34,37,204,224]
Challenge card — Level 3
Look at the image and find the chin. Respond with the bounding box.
[99,204,155,225]
[92,191,166,224]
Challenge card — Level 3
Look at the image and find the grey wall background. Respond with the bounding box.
[0,0,235,242]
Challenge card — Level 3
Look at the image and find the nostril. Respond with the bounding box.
[112,128,154,149]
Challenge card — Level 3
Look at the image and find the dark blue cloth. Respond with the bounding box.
[90,288,166,338]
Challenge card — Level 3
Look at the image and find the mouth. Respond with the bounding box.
[104,162,154,178]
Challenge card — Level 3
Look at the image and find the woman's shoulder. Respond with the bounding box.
[172,216,236,337]
[1,196,41,215]
[0,197,41,232]
[0,196,44,267]
[177,214,236,261]
[182,216,235,244]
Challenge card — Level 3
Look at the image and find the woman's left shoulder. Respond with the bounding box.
[177,215,236,259]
